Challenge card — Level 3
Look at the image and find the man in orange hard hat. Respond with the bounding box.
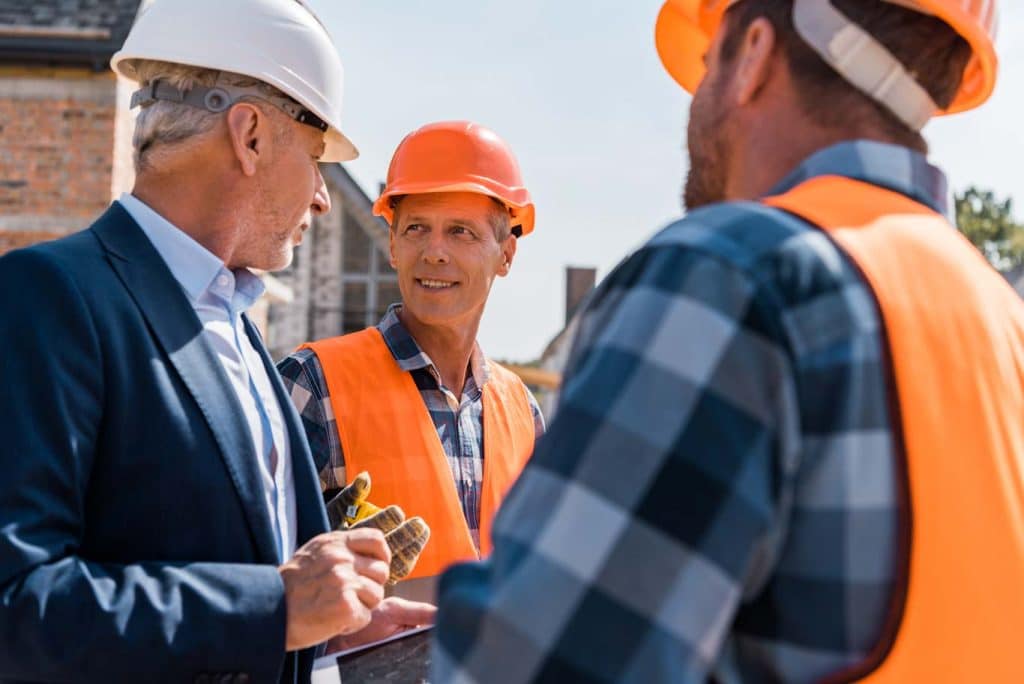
[433,2,1024,682]
[280,121,544,612]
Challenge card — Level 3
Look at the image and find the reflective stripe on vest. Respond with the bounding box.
[764,176,1024,682]
[301,328,535,580]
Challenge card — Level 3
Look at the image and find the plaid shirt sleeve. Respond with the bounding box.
[276,349,346,492]
[525,385,546,442]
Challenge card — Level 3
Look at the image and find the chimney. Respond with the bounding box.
[565,266,597,326]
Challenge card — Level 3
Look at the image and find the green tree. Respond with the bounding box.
[955,186,1024,272]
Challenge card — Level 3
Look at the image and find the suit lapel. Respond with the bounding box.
[91,203,280,562]
[243,316,330,544]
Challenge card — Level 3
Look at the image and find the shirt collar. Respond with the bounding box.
[767,140,950,216]
[376,303,490,389]
[117,193,265,312]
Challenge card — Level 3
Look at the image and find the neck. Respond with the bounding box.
[725,107,901,201]
[132,160,240,266]
[398,307,482,394]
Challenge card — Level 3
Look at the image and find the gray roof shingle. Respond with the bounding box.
[0,0,142,70]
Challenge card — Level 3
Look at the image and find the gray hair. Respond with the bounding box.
[127,60,289,172]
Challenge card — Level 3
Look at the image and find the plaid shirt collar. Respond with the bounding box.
[376,303,491,393]
[769,139,949,215]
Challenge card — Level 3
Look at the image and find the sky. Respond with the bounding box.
[309,0,1024,362]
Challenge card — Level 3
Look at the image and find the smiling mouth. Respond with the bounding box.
[417,278,458,290]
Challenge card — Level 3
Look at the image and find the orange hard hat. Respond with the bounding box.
[655,0,998,117]
[372,121,535,237]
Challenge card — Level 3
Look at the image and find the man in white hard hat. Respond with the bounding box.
[0,0,429,681]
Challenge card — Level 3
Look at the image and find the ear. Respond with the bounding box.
[389,227,398,269]
[731,17,777,107]
[497,234,518,277]
[225,102,266,177]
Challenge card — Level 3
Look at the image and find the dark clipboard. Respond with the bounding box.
[312,626,434,683]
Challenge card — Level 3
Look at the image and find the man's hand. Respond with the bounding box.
[278,528,391,652]
[325,596,437,654]
[326,472,431,583]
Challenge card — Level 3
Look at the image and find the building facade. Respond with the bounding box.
[0,1,401,356]
[266,167,399,360]
[0,0,141,253]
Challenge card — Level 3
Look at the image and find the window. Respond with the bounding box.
[336,219,400,334]
[341,282,368,334]
[376,280,402,321]
[342,214,371,273]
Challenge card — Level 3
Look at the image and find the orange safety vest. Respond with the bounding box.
[763,176,1024,682]
[301,328,535,580]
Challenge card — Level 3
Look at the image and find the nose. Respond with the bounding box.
[422,229,449,265]
[311,164,331,216]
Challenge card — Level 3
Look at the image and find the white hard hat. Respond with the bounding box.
[111,0,358,162]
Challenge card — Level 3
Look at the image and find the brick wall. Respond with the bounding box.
[0,229,64,254]
[0,67,118,254]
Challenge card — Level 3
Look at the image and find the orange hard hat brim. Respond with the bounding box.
[373,181,536,237]
[654,0,998,115]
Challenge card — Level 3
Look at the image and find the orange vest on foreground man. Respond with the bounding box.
[302,328,535,582]
[764,176,1024,682]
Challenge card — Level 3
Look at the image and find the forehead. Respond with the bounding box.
[396,191,496,220]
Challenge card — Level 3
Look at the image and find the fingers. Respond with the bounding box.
[325,471,373,529]
[378,596,438,626]
[352,553,391,586]
[336,586,374,636]
[386,516,430,583]
[339,471,372,508]
[341,527,391,563]
[352,573,385,611]
[352,504,406,535]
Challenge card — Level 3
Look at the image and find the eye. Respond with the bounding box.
[451,225,476,238]
[404,223,426,234]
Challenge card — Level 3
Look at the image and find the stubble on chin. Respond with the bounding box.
[682,80,731,212]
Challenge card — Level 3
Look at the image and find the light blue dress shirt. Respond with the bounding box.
[118,193,297,562]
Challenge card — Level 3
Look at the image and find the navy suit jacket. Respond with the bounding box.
[0,204,330,683]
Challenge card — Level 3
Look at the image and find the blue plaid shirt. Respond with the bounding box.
[432,141,947,683]
[277,305,545,547]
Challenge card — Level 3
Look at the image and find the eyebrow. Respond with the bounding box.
[404,214,479,225]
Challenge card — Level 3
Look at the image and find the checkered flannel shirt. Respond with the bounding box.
[277,304,545,547]
[432,140,949,683]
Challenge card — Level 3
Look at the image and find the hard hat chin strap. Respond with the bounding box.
[130,78,329,133]
[792,0,938,131]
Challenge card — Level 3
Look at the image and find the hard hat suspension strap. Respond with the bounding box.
[129,78,329,133]
[792,0,938,131]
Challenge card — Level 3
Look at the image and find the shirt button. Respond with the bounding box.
[217,275,230,287]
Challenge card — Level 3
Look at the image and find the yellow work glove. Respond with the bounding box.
[326,471,431,584]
